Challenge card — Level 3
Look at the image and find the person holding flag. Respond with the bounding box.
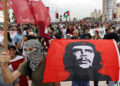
[8,45,29,86]
[64,11,70,18]
[0,39,58,86]
[70,29,90,86]
[104,32,119,86]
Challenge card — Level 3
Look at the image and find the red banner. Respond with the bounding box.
[113,13,117,19]
[56,13,59,19]
[30,0,51,27]
[29,0,51,46]
[43,39,120,82]
[11,0,36,24]
[0,0,12,10]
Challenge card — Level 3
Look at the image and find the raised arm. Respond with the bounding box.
[0,52,21,84]
[14,83,20,86]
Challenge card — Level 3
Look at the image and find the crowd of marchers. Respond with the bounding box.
[0,21,120,86]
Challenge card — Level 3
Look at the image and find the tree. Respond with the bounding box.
[83,17,91,20]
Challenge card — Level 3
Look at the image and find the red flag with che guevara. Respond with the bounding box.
[43,39,120,83]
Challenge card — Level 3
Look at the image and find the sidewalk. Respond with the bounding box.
[60,81,118,86]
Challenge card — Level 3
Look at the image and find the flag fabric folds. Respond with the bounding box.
[38,21,51,47]
[56,12,59,19]
[11,0,51,41]
[1,0,51,41]
[11,0,51,27]
[29,0,51,28]
[64,11,70,18]
[30,0,51,40]
[11,0,36,24]
[43,39,120,83]
[0,0,12,10]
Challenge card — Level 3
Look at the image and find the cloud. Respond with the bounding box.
[43,0,102,21]
[117,0,120,2]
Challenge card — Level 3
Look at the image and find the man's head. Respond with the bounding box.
[104,32,119,43]
[17,26,22,34]
[73,30,79,38]
[23,39,43,71]
[63,41,102,71]
[8,45,17,59]
[72,45,95,68]
[23,24,28,30]
[23,39,42,58]
[84,28,89,34]
[106,27,113,34]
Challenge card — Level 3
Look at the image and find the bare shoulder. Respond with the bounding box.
[12,70,21,79]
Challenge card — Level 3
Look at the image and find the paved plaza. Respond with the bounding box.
[60,81,118,86]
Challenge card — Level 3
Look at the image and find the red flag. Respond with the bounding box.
[43,39,120,82]
[56,12,59,19]
[38,22,51,39]
[37,7,51,41]
[11,0,51,44]
[0,0,12,10]
[46,7,51,27]
[67,11,70,16]
[11,0,36,24]
[29,0,51,28]
[29,0,51,47]
[38,21,51,48]
[113,13,117,19]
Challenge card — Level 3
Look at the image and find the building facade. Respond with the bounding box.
[103,0,117,21]
[91,9,101,20]
[102,0,106,21]
[116,3,120,21]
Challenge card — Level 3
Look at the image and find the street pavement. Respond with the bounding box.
[60,81,118,86]
[28,81,118,86]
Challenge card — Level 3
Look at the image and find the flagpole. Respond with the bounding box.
[66,17,67,22]
[3,0,8,52]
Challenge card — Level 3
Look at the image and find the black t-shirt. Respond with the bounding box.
[81,33,92,39]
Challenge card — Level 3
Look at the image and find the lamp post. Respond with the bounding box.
[60,15,62,22]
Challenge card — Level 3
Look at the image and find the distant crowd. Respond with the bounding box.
[0,21,120,86]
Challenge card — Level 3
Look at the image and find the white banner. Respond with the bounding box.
[0,30,17,42]
[90,28,106,38]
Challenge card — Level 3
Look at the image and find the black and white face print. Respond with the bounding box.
[72,45,95,69]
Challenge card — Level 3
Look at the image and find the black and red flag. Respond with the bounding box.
[43,39,120,83]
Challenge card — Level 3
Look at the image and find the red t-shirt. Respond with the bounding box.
[9,56,29,86]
